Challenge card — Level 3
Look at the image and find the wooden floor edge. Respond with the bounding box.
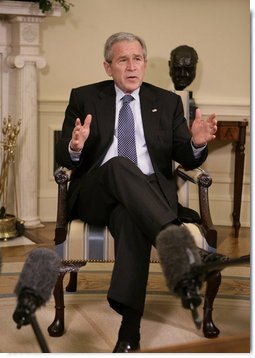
[138,332,250,353]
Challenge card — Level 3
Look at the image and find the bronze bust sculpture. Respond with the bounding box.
[169,45,198,90]
[169,45,198,120]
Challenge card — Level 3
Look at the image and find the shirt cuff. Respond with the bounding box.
[68,141,82,162]
[191,139,207,159]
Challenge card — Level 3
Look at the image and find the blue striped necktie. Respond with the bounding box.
[117,94,137,164]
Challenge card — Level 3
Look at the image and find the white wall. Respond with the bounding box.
[38,0,250,228]
[38,0,250,103]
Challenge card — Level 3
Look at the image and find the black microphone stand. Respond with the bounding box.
[176,254,250,329]
[13,289,51,353]
[14,312,50,353]
[29,314,50,353]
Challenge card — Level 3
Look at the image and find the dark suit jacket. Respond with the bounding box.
[56,80,208,219]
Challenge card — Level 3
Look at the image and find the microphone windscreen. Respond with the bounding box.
[156,225,201,293]
[14,248,61,304]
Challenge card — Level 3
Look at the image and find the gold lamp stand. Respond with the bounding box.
[0,116,24,240]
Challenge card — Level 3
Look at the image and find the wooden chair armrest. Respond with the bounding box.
[176,165,217,249]
[176,165,211,186]
[54,167,72,245]
[54,166,72,184]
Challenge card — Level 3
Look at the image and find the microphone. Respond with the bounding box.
[156,225,250,329]
[13,248,61,328]
[13,248,61,353]
[156,225,203,328]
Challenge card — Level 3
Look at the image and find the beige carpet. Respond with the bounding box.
[0,262,250,353]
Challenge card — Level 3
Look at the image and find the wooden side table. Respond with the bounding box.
[215,120,248,238]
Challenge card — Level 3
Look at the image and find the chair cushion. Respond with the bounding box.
[55,220,215,262]
[183,222,215,252]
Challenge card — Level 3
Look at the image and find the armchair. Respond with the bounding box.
[47,165,221,340]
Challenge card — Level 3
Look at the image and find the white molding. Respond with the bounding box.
[196,101,250,117]
[196,96,250,106]
[39,99,250,118]
[205,173,250,185]
[39,100,67,113]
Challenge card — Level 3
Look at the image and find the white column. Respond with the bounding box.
[0,2,61,228]
[7,15,46,227]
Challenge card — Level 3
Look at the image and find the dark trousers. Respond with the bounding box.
[75,157,177,314]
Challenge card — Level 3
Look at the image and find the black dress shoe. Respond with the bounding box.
[112,340,140,353]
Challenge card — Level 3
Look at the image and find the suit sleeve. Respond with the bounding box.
[55,89,84,169]
[172,95,208,169]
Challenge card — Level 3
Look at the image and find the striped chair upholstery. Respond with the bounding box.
[56,220,215,263]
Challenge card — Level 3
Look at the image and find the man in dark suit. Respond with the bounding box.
[56,32,217,352]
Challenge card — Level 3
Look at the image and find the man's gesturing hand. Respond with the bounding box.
[70,114,92,152]
[191,108,217,147]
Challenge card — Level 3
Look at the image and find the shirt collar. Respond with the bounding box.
[114,85,140,102]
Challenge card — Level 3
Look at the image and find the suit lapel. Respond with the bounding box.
[96,83,116,149]
[94,82,162,157]
[139,84,161,142]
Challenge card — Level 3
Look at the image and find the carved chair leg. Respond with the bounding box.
[66,272,78,292]
[203,271,222,338]
[48,271,66,337]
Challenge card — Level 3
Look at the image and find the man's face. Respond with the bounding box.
[169,52,197,90]
[104,40,147,93]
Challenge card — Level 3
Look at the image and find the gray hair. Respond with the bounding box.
[104,32,147,63]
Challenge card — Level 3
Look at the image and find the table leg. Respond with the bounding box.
[232,125,246,238]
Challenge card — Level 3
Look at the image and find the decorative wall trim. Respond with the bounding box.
[204,172,250,185]
[39,100,67,113]
[39,98,250,117]
[198,103,250,117]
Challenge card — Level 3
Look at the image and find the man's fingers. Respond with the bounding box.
[205,113,217,127]
[75,118,81,126]
[195,108,202,121]
[209,112,216,119]
[84,114,92,127]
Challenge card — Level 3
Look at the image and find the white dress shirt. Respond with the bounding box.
[101,86,154,175]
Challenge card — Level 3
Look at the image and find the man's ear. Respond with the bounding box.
[103,61,112,77]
